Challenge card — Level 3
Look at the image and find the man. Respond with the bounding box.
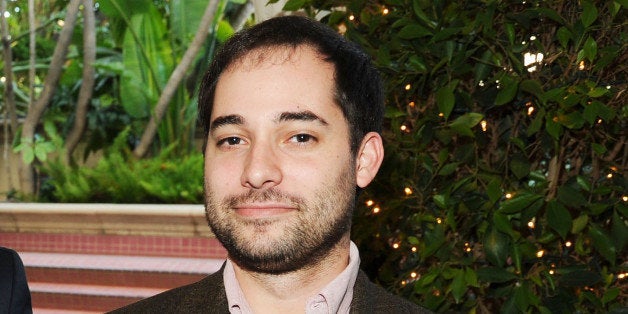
[0,247,33,314]
[112,15,429,313]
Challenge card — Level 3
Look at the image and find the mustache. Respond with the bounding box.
[225,189,305,208]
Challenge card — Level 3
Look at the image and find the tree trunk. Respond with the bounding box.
[1,0,19,192]
[19,0,81,195]
[65,0,96,162]
[132,0,220,158]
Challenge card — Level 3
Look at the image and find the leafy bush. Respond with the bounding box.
[285,0,627,312]
[42,130,204,203]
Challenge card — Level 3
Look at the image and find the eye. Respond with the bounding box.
[289,133,316,144]
[217,136,244,147]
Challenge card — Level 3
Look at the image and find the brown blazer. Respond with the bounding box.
[110,265,431,313]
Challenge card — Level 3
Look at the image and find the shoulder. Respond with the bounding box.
[351,271,433,314]
[108,268,228,314]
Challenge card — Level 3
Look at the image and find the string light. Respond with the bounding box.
[404,187,413,196]
[549,269,555,275]
[400,124,408,132]
[622,196,627,202]
[438,112,444,117]
[348,15,355,21]
[401,280,407,286]
[480,120,488,132]
[618,272,628,280]
[464,242,472,253]
[478,80,485,87]
[372,207,381,214]
[536,250,544,258]
[392,243,400,249]
[408,101,415,108]
[527,218,535,229]
[411,246,417,252]
[597,119,603,124]
[505,193,513,199]
[607,173,613,179]
[527,106,535,116]
[578,61,585,70]
[405,84,412,90]
[382,7,389,14]
[436,218,442,224]
[565,241,572,247]
[366,200,374,206]
[410,272,417,278]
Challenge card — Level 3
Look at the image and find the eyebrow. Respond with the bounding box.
[277,110,328,126]
[209,110,329,133]
[209,114,244,132]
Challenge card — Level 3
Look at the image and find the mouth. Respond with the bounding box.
[233,203,297,219]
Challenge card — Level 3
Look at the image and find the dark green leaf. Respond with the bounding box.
[581,1,598,27]
[559,269,602,287]
[510,157,531,179]
[495,78,519,106]
[282,0,306,11]
[520,80,545,103]
[546,200,572,239]
[483,226,510,267]
[583,37,598,62]
[557,186,587,208]
[499,193,543,214]
[477,267,517,283]
[451,269,467,303]
[557,27,572,49]
[588,224,617,264]
[436,82,457,119]
[398,24,432,39]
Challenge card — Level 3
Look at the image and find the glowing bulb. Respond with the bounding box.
[565,241,572,247]
[408,101,415,107]
[405,84,412,90]
[480,120,488,132]
[527,220,535,229]
[366,200,374,206]
[438,112,444,117]
[579,61,585,70]
[404,187,413,196]
[549,269,555,275]
[436,218,442,224]
[382,7,389,14]
[536,250,544,258]
[618,273,627,279]
[400,125,407,132]
[530,35,537,41]
[411,247,417,252]
[622,196,627,202]
[348,15,355,21]
[478,80,485,87]
[607,173,613,179]
[0,77,5,83]
[401,280,406,285]
[527,106,535,116]
[372,207,380,214]
[57,19,65,27]
[410,272,417,278]
[392,243,400,249]
[505,193,513,199]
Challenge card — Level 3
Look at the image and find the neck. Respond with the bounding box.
[232,235,351,314]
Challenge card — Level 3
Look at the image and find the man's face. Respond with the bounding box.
[204,46,357,273]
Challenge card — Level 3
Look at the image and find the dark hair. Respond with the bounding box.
[198,15,384,154]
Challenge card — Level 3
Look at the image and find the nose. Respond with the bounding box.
[241,141,282,189]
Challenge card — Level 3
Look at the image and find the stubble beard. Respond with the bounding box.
[204,166,356,274]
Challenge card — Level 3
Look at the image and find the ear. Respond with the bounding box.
[355,132,384,188]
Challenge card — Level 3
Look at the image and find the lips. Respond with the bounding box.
[233,203,297,218]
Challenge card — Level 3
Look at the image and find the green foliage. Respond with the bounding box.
[292,0,626,312]
[42,130,204,203]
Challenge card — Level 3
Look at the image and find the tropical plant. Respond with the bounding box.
[42,128,204,203]
[284,0,626,312]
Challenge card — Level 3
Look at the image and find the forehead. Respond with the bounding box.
[212,45,342,122]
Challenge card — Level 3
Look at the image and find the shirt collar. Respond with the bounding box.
[223,241,361,314]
